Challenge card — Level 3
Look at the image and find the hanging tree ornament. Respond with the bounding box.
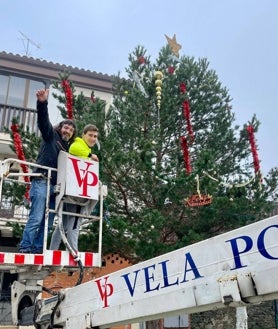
[154,70,163,109]
[168,66,175,75]
[185,193,213,207]
[137,55,146,65]
[185,175,212,207]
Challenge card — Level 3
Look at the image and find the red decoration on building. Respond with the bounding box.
[180,136,191,174]
[61,80,74,119]
[10,123,30,199]
[246,125,260,174]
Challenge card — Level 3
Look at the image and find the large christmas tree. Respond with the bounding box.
[8,38,278,261]
[96,37,278,260]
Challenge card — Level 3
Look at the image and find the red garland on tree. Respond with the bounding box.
[182,100,194,142]
[61,79,74,119]
[10,123,30,199]
[179,83,194,140]
[180,136,191,174]
[246,125,260,174]
[179,82,194,174]
[179,82,186,94]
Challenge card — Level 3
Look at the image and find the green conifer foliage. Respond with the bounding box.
[98,45,278,260]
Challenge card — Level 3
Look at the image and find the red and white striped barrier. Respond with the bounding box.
[0,250,100,267]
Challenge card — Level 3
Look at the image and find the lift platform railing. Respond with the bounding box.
[0,152,107,270]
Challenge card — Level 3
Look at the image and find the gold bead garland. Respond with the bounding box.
[154,71,163,109]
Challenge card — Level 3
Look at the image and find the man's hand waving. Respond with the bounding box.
[36,89,49,103]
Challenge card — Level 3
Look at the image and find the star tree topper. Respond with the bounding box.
[165,34,182,57]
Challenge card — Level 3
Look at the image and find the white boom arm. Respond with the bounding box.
[33,214,278,329]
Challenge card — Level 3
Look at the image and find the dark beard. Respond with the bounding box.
[61,134,70,141]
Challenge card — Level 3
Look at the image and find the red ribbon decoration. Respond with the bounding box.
[182,100,194,142]
[168,66,175,75]
[180,136,191,174]
[138,56,145,65]
[179,83,194,174]
[246,125,260,174]
[179,82,186,94]
[10,123,30,199]
[61,80,74,119]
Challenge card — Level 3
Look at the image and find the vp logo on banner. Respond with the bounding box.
[67,156,99,199]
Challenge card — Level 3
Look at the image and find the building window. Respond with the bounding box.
[0,74,45,133]
[0,74,45,109]
[7,76,26,107]
[0,75,9,103]
[27,80,45,109]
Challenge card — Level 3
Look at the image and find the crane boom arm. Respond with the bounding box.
[34,215,278,329]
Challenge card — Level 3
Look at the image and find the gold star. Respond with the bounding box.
[165,34,182,57]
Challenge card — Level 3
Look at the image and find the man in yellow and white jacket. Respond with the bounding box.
[69,124,99,161]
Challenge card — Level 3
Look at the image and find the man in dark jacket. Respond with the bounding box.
[19,89,76,254]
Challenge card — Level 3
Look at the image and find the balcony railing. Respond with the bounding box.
[0,103,39,134]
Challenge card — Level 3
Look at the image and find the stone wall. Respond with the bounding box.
[190,301,276,329]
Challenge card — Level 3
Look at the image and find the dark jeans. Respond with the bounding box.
[19,179,55,252]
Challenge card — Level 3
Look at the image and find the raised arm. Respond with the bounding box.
[36,89,54,141]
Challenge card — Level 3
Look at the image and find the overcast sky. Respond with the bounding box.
[1,0,277,174]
